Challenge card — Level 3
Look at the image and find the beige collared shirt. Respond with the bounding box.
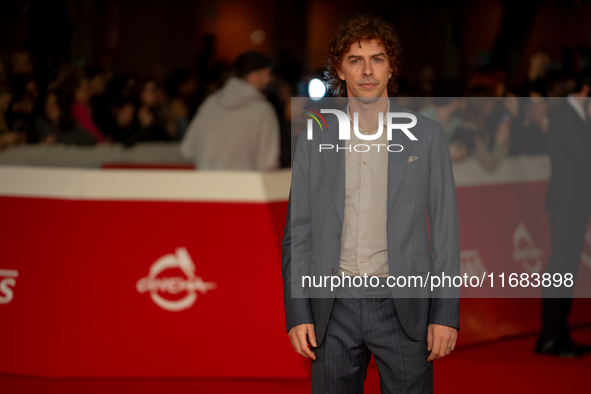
[339,101,390,277]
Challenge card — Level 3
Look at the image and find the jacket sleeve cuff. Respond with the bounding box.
[429,298,460,330]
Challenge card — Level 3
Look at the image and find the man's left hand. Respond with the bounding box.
[427,324,457,361]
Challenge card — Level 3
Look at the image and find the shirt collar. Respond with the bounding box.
[346,99,390,135]
[566,94,586,121]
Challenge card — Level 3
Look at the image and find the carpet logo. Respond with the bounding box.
[136,247,216,311]
[512,222,543,273]
[0,269,18,304]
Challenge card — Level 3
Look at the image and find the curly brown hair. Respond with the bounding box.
[324,14,403,97]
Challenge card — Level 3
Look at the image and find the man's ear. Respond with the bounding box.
[337,66,345,81]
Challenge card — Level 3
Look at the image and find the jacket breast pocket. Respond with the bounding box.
[405,159,421,173]
[413,254,432,273]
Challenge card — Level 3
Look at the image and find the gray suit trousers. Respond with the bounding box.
[311,284,433,394]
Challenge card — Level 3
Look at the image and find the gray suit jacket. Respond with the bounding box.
[281,99,460,346]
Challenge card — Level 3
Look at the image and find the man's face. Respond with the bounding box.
[247,67,272,92]
[337,39,392,99]
[258,67,272,91]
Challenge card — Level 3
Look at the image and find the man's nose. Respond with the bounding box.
[363,62,373,77]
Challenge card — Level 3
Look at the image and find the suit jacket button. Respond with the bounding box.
[331,268,336,274]
[337,231,341,238]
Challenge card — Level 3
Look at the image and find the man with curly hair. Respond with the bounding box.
[282,14,460,393]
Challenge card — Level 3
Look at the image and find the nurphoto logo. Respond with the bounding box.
[303,107,418,152]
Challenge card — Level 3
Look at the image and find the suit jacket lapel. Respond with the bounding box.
[387,125,411,215]
[322,115,345,224]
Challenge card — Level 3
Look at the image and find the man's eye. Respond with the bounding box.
[374,58,382,62]
[352,59,360,63]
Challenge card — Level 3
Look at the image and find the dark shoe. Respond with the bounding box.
[565,339,591,353]
[535,338,584,357]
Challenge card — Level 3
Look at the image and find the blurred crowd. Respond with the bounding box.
[396,50,591,171]
[0,48,223,151]
[0,46,590,172]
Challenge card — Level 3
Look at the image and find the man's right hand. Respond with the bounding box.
[288,324,317,360]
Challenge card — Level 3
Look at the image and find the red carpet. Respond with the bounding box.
[430,325,591,394]
[2,326,590,393]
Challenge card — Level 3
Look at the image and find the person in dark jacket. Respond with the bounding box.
[536,74,591,357]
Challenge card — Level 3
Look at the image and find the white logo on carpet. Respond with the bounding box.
[136,247,216,311]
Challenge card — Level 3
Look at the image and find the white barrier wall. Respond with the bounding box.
[0,142,191,168]
[0,166,292,201]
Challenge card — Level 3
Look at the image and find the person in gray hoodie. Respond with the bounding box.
[180,51,279,171]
